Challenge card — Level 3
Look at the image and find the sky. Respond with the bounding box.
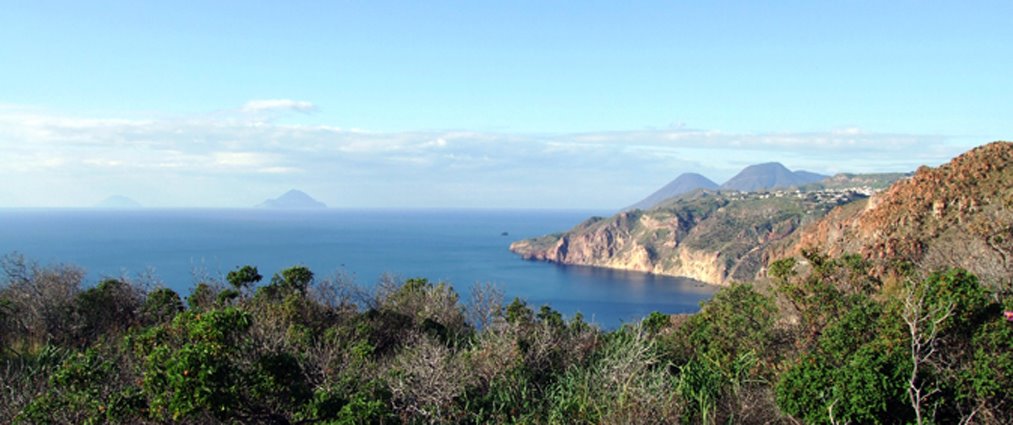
[1,1,1010,208]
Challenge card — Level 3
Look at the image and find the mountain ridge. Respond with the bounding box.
[719,162,826,192]
[628,163,827,211]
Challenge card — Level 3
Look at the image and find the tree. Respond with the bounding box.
[141,288,183,324]
[902,277,955,425]
[226,265,262,291]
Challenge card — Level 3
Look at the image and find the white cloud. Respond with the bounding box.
[212,151,275,167]
[0,103,986,208]
[241,99,317,113]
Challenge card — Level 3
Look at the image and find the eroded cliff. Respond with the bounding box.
[511,190,860,285]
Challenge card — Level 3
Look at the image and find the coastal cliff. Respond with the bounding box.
[511,190,861,285]
[513,141,1012,288]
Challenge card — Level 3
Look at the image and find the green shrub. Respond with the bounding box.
[133,307,254,421]
[141,287,183,324]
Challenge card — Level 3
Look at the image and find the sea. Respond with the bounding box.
[0,209,716,328]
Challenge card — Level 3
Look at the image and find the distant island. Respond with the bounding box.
[256,189,327,209]
[94,195,142,209]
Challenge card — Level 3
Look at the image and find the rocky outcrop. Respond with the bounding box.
[510,210,726,283]
[793,141,1013,286]
[513,142,1012,288]
[511,190,857,285]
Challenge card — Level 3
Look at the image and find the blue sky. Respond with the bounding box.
[1,1,1010,208]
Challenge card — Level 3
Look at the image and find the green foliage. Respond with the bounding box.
[252,265,315,302]
[547,326,680,424]
[835,340,911,424]
[641,311,670,335]
[461,367,541,424]
[75,279,141,343]
[271,265,314,295]
[776,337,912,424]
[677,357,723,425]
[772,250,879,350]
[7,256,1011,424]
[0,297,15,356]
[919,268,992,333]
[18,348,143,424]
[537,304,564,329]
[775,267,1001,424]
[816,296,884,364]
[664,283,776,370]
[141,287,183,324]
[250,351,312,411]
[297,379,394,424]
[506,297,534,325]
[133,307,254,421]
[186,282,217,311]
[965,317,1013,421]
[225,265,262,290]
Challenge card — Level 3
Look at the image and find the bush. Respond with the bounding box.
[133,307,255,421]
[141,287,184,324]
[75,279,143,343]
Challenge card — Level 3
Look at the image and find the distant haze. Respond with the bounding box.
[0,3,1008,209]
[94,195,143,209]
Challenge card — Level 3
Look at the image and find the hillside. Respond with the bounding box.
[512,142,1012,288]
[511,189,863,285]
[803,172,910,191]
[719,162,826,192]
[626,173,719,210]
[794,141,1013,288]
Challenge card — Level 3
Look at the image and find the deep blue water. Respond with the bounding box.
[0,209,716,328]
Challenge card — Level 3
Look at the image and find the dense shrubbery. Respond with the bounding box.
[1,252,1010,424]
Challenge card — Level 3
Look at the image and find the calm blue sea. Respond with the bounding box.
[0,209,715,328]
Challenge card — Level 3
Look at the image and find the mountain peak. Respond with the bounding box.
[627,172,719,211]
[256,189,327,209]
[720,162,825,192]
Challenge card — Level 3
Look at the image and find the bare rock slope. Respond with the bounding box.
[794,141,1013,287]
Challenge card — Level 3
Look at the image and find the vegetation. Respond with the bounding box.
[511,189,864,285]
[2,251,1011,424]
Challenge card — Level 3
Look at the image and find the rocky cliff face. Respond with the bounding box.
[511,190,859,285]
[793,141,1013,287]
[510,207,726,283]
[512,142,1011,288]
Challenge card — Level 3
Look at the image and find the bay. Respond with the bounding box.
[0,209,716,328]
